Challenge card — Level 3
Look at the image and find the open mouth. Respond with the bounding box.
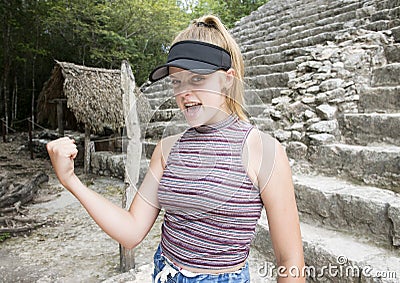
[184,102,202,118]
[184,102,202,109]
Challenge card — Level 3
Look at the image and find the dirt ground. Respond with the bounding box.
[0,133,275,283]
[0,133,162,283]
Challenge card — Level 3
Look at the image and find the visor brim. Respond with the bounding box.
[149,59,223,82]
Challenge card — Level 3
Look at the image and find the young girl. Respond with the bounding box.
[47,15,305,283]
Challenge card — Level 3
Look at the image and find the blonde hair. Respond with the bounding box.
[172,15,247,121]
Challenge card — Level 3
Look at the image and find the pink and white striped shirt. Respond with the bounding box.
[158,114,263,269]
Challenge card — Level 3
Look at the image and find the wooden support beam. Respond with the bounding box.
[119,60,142,272]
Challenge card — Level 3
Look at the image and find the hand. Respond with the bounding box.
[47,137,78,187]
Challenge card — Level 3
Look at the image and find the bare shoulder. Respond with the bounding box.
[246,128,276,149]
[157,133,183,168]
[244,128,278,189]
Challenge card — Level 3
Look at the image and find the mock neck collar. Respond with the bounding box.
[193,114,238,133]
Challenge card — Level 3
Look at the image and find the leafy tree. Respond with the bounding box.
[184,0,269,28]
[43,0,188,85]
[0,0,267,130]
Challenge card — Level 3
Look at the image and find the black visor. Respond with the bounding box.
[149,40,232,82]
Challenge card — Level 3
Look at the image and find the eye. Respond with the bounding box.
[170,79,181,86]
[191,75,205,83]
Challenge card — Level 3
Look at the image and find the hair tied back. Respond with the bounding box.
[196,21,216,29]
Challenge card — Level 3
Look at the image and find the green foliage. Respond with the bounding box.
[186,0,269,28]
[0,0,267,128]
[0,232,11,242]
[42,0,188,84]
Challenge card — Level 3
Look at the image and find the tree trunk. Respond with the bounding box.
[56,100,64,136]
[31,56,36,131]
[119,60,142,272]
[11,75,17,124]
[2,11,10,134]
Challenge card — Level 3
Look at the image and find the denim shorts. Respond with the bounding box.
[152,244,250,283]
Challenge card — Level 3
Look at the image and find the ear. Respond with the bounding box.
[225,68,236,89]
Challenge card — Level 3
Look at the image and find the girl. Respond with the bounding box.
[47,15,305,283]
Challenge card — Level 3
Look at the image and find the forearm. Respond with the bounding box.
[276,258,306,282]
[63,175,139,249]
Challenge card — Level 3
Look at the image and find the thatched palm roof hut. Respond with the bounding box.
[37,61,124,134]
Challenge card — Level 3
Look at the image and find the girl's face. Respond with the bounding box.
[169,67,234,127]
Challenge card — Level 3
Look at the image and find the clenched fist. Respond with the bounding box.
[47,137,78,187]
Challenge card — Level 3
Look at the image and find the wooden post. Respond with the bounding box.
[28,119,33,160]
[84,124,91,174]
[119,61,142,272]
[56,99,64,137]
[1,119,6,142]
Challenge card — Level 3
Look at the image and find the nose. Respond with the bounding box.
[173,84,193,97]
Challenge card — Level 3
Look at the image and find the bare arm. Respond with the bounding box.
[245,131,305,282]
[46,137,164,249]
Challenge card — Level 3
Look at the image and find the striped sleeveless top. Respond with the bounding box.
[158,114,263,269]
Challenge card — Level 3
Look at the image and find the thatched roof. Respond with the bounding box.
[37,61,124,133]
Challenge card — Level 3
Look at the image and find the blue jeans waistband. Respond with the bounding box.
[152,244,250,283]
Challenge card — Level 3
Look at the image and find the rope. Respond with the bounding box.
[92,136,126,143]
[1,120,16,133]
[10,117,29,125]
[27,119,49,131]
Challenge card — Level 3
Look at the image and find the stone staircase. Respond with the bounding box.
[228,0,400,282]
[128,0,400,282]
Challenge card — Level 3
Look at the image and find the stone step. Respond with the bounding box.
[142,139,157,160]
[148,108,182,123]
[251,9,364,47]
[242,26,340,58]
[385,44,400,64]
[372,63,400,86]
[237,1,363,47]
[246,48,310,66]
[143,121,187,141]
[308,143,400,192]
[245,61,297,76]
[245,73,290,89]
[243,30,337,64]
[244,87,286,104]
[341,113,400,146]
[358,86,400,113]
[147,96,176,110]
[250,117,277,133]
[246,104,267,117]
[253,214,400,283]
[392,26,400,42]
[144,88,174,102]
[361,20,398,32]
[234,0,323,38]
[370,7,400,23]
[138,158,150,185]
[375,0,400,10]
[293,174,400,248]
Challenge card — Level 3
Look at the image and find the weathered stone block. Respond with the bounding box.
[286,141,308,160]
[358,87,400,113]
[294,174,400,247]
[384,44,400,64]
[308,133,336,145]
[309,143,400,192]
[307,120,339,134]
[372,63,400,86]
[316,104,337,120]
[320,78,344,92]
[342,113,400,146]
